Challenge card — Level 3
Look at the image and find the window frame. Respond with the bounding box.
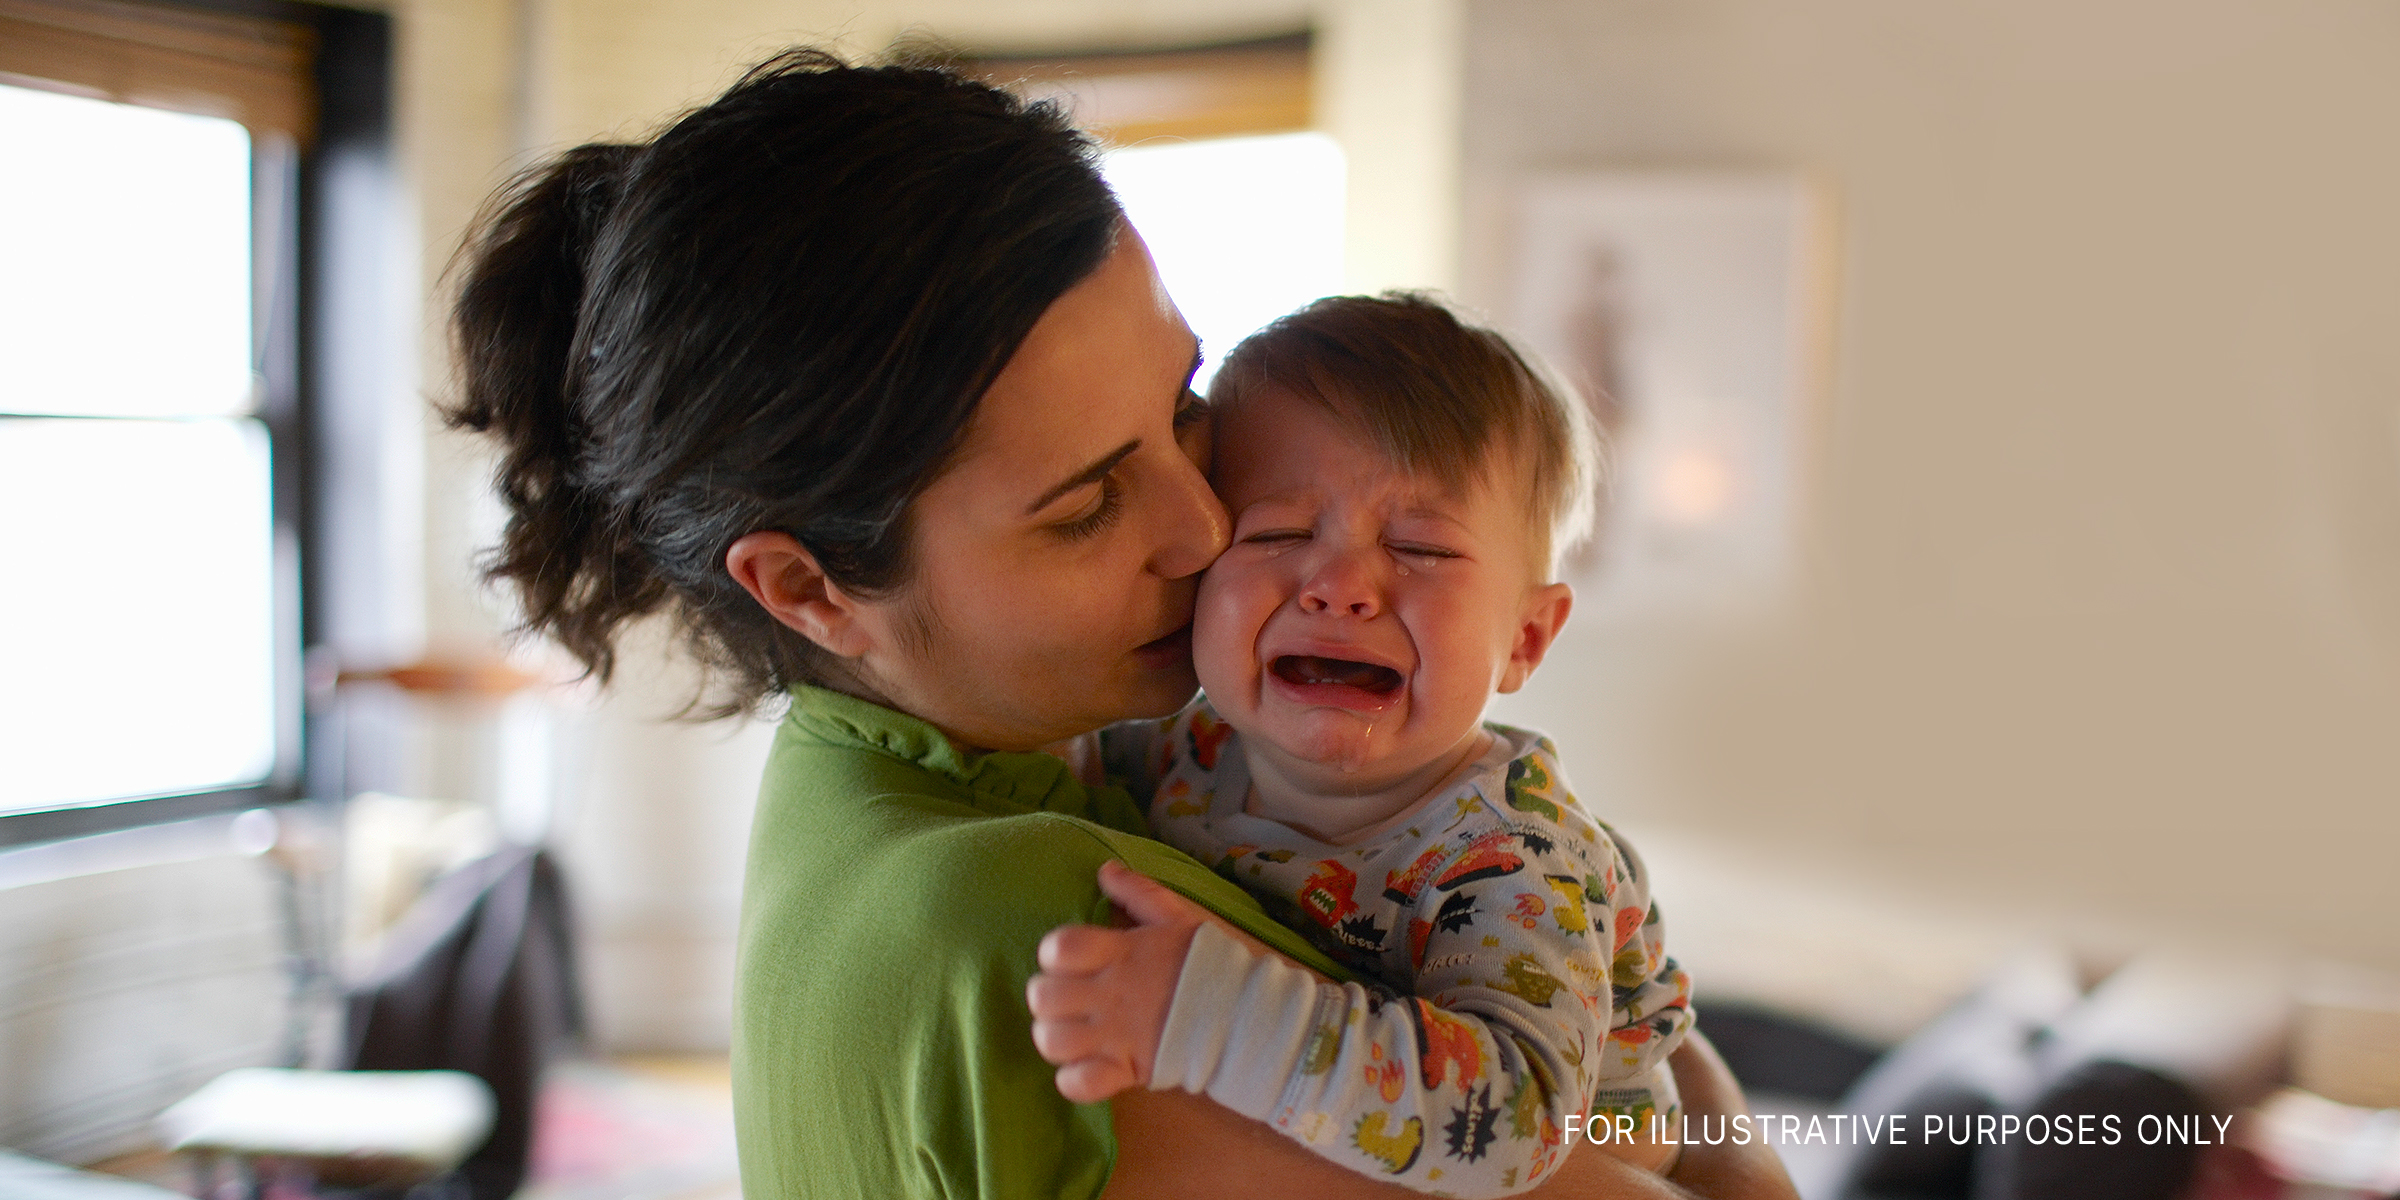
[0,0,389,848]
[965,30,1314,148]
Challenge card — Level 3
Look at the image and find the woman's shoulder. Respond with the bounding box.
[880,809,1130,914]
[733,808,1120,1200]
[748,800,1125,942]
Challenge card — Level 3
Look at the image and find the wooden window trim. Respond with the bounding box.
[969,31,1311,148]
[0,0,315,142]
[0,0,356,847]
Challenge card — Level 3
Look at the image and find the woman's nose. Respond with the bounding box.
[1297,548,1382,618]
[1146,450,1230,580]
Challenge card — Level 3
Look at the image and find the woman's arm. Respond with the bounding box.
[1103,1032,1798,1199]
[1656,1034,1802,1200]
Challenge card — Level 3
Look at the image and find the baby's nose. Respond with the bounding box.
[1300,593,1377,616]
[1298,556,1382,618]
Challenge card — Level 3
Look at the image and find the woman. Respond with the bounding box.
[449,49,1793,1200]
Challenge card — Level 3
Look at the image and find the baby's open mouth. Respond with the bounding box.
[1270,655,1403,696]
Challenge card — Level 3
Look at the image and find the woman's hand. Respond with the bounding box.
[1028,861,1212,1102]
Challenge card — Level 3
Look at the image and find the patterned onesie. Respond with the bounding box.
[1104,700,1694,1197]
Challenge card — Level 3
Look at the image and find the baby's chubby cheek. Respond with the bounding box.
[1190,566,1248,700]
[1186,562,1257,701]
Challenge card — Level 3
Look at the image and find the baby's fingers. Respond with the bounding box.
[1054,1057,1138,1104]
[1025,968,1113,1020]
[1037,922,1126,974]
[1096,860,1207,929]
[1030,1012,1107,1065]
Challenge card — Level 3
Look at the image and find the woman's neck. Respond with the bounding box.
[822,668,1072,760]
[1042,732,1107,786]
[1243,729,1495,846]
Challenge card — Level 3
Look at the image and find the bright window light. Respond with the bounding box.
[0,84,254,418]
[1103,131,1345,390]
[2,82,276,815]
[0,419,278,813]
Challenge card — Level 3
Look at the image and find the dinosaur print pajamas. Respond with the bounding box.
[1109,702,1694,1196]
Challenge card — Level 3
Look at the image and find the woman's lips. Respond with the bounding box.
[1266,654,1404,712]
[1131,623,1194,671]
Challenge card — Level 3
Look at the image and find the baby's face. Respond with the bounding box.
[1194,384,1565,792]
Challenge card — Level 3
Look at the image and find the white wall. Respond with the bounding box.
[1462,0,2400,974]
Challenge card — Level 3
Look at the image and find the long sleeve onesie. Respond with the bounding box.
[1104,702,1694,1197]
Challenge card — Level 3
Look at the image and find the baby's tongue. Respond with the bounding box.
[1273,655,1403,695]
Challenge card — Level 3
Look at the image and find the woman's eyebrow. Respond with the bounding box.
[1024,440,1138,515]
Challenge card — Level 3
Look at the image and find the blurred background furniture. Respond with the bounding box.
[1701,947,2389,1200]
[119,657,587,1200]
[154,1069,493,1199]
[344,845,583,1200]
[0,1152,193,1200]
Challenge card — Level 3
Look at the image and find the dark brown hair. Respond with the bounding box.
[1205,292,1600,574]
[444,49,1122,714]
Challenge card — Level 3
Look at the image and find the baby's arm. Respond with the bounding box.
[1333,824,1683,1188]
[1030,860,1659,1196]
[1587,822,1696,1094]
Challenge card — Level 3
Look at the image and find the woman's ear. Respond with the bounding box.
[1496,581,1573,695]
[725,531,874,658]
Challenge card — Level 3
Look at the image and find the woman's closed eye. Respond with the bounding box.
[1052,476,1126,541]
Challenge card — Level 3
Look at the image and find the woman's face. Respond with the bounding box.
[854,230,1227,752]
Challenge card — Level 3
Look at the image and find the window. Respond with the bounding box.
[972,34,1346,387]
[0,0,367,845]
[1102,131,1343,390]
[2,83,283,816]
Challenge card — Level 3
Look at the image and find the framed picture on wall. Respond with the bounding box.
[1501,170,1834,616]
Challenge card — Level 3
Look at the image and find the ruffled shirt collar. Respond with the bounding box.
[780,683,1150,831]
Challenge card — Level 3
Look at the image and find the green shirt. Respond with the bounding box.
[733,686,1351,1200]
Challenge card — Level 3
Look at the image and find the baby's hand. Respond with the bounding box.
[1027,860,1210,1103]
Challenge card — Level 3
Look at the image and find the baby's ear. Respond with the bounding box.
[1497,581,1573,694]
